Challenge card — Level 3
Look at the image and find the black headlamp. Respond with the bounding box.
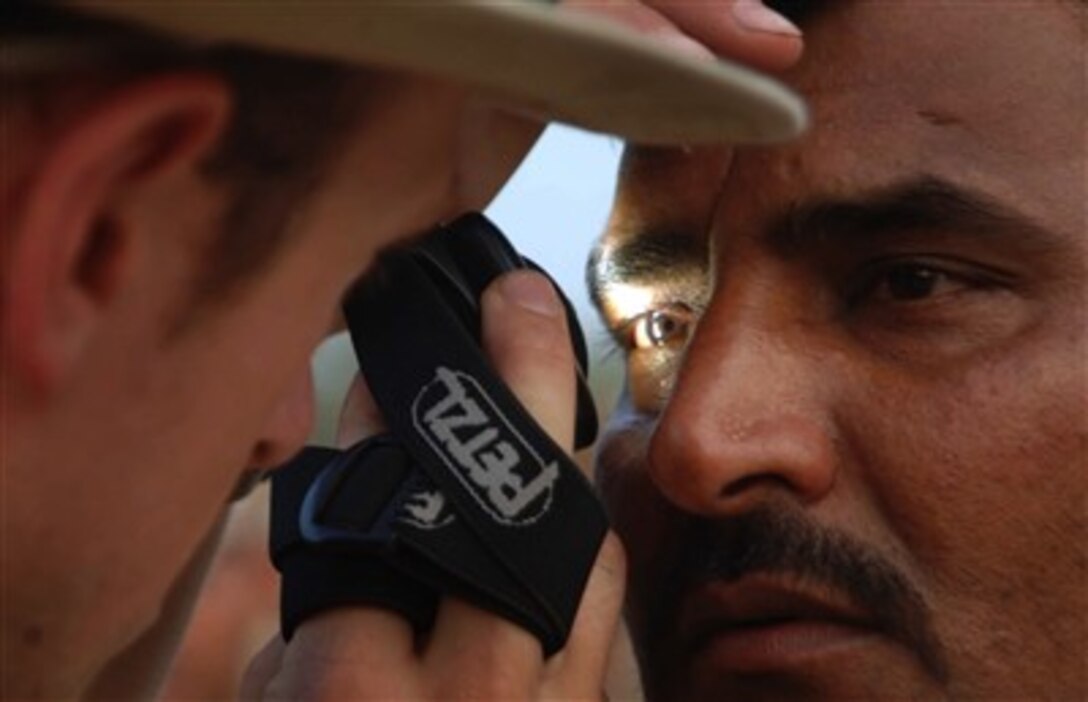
[269,213,607,655]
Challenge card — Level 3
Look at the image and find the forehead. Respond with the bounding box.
[610,1,1084,246]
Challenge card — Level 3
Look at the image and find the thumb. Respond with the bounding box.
[480,269,626,689]
[480,270,577,452]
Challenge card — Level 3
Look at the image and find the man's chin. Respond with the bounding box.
[642,631,947,702]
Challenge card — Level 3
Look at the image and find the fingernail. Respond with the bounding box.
[655,31,715,60]
[732,0,801,37]
[500,271,561,318]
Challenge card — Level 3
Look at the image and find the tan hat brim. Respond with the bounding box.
[68,0,806,144]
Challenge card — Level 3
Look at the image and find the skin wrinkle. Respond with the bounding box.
[915,109,963,128]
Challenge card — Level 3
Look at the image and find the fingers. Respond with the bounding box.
[264,270,611,698]
[563,0,804,72]
[267,373,415,693]
[239,636,283,700]
[646,0,803,71]
[477,272,628,696]
[548,533,627,689]
[266,610,420,701]
[421,270,579,675]
[290,608,417,668]
[424,598,544,697]
[562,0,716,58]
[423,270,625,698]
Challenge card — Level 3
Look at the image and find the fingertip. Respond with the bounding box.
[732,0,801,40]
[584,531,628,613]
[643,0,806,73]
[552,532,628,684]
[424,597,544,690]
[291,608,417,663]
[495,269,564,319]
[239,636,285,700]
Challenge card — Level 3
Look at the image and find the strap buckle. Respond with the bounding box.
[298,435,416,551]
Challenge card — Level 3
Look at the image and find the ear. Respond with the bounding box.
[2,74,230,399]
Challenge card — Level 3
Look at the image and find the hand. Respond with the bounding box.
[454,0,805,212]
[241,270,626,700]
[562,0,803,71]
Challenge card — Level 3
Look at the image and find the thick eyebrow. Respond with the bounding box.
[767,175,1061,258]
[588,176,1063,314]
[586,227,708,313]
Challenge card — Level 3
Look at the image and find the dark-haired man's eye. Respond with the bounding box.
[628,306,694,350]
[883,264,943,300]
[848,257,1003,308]
[839,253,1027,362]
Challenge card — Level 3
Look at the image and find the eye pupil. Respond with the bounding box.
[887,265,940,300]
[648,311,676,344]
[630,308,691,350]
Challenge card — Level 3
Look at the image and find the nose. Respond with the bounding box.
[646,296,837,516]
[248,367,315,470]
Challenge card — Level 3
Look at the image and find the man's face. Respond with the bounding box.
[591,3,1086,700]
[5,74,524,693]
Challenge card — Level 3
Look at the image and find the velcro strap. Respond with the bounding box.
[269,214,607,655]
[344,252,607,653]
[270,443,438,639]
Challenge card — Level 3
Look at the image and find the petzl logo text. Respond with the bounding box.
[412,367,559,526]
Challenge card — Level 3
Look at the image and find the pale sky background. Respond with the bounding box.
[311,124,625,443]
[487,124,622,318]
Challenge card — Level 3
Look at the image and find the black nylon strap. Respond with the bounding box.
[270,213,607,655]
[345,252,607,651]
[270,443,438,639]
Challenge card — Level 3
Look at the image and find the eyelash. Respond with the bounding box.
[844,255,1012,310]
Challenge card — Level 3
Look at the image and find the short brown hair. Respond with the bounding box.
[3,2,374,305]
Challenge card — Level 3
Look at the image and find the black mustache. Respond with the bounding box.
[649,506,949,684]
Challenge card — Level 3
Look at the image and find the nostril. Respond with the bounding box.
[249,440,281,470]
[249,370,316,470]
[720,473,795,499]
[247,437,306,472]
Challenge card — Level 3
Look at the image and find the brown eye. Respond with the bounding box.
[849,258,989,308]
[630,307,693,350]
[883,264,944,301]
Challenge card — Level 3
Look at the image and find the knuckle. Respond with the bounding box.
[498,322,575,375]
[484,312,573,376]
[432,663,528,701]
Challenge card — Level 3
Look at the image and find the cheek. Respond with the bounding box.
[840,330,1087,681]
[596,422,658,552]
[849,334,1085,553]
[595,417,682,612]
